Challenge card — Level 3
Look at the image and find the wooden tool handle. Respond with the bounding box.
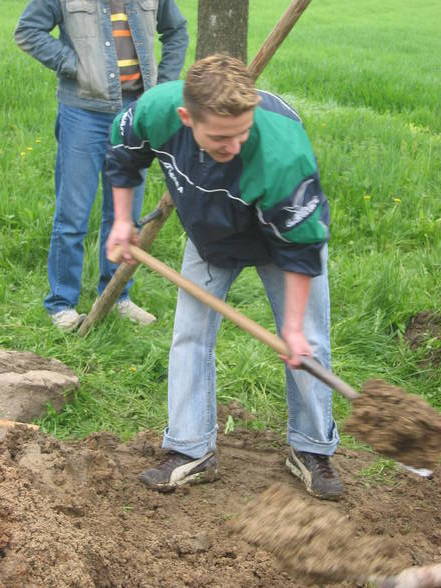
[248,0,313,81]
[299,356,359,400]
[0,418,40,430]
[110,244,359,400]
[113,244,289,352]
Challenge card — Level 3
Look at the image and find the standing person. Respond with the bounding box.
[106,55,343,500]
[15,0,188,331]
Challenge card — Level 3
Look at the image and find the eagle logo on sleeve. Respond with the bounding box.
[282,178,320,229]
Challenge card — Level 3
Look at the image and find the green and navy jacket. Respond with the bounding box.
[107,81,329,276]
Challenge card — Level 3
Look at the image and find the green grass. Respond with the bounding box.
[1,0,441,444]
[358,458,399,487]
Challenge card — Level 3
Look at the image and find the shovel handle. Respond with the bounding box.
[299,356,359,400]
[110,244,359,401]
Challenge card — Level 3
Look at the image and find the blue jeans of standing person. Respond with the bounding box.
[163,239,339,458]
[44,102,145,314]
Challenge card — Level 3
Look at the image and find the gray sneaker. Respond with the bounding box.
[286,447,343,500]
[116,299,156,325]
[50,309,86,331]
[139,451,218,491]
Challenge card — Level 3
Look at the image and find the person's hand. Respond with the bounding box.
[106,220,138,264]
[280,328,312,368]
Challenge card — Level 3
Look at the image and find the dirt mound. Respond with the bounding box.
[345,379,441,470]
[232,482,404,585]
[0,349,78,423]
[0,424,440,587]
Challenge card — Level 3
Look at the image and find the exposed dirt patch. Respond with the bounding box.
[345,379,441,469]
[0,421,440,587]
[0,349,77,376]
[404,311,441,366]
[0,349,78,423]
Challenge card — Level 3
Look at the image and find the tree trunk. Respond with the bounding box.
[196,0,249,62]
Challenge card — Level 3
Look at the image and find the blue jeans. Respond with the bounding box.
[44,103,145,314]
[163,240,339,458]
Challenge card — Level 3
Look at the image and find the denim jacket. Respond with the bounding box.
[15,0,188,113]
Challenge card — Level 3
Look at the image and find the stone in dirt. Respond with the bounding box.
[345,379,441,470]
[0,350,78,424]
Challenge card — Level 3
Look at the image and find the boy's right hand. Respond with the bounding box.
[106,220,138,264]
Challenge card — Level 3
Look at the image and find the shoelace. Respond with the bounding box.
[309,455,336,479]
[159,452,191,469]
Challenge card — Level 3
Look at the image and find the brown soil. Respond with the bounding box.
[345,379,441,470]
[232,483,404,585]
[404,311,441,366]
[0,418,440,588]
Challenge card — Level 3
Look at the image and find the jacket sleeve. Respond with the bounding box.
[106,102,156,188]
[156,0,189,83]
[243,105,330,277]
[256,172,330,277]
[14,0,77,78]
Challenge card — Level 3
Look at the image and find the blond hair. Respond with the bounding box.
[183,54,260,120]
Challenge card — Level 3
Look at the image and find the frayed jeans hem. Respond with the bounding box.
[162,427,217,459]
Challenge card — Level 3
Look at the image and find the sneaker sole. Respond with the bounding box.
[141,467,219,493]
[285,457,341,501]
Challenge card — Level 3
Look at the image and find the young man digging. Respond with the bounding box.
[106,54,342,500]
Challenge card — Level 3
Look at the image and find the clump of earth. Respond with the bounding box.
[232,482,404,585]
[0,416,440,587]
[345,379,441,470]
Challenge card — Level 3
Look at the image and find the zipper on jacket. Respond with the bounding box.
[199,149,205,163]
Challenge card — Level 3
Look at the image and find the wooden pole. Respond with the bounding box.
[248,0,312,81]
[78,192,174,336]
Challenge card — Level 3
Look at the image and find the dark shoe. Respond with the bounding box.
[286,447,343,500]
[139,451,218,491]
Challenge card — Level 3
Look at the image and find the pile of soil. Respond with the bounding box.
[0,421,440,587]
[404,311,441,366]
[345,379,441,469]
[232,482,404,585]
